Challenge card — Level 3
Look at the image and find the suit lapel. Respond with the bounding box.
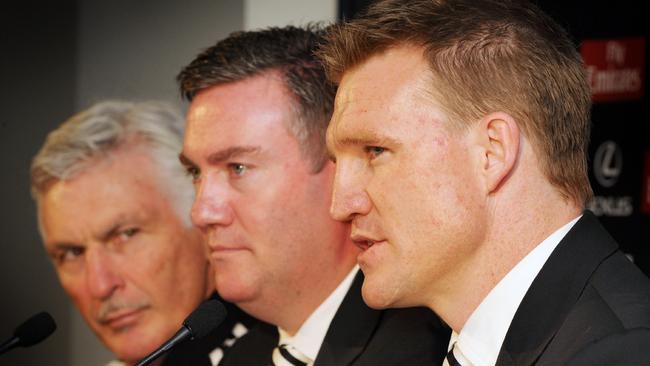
[314,271,382,366]
[219,321,277,365]
[496,212,619,365]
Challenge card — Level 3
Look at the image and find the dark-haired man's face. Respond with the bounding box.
[182,71,349,323]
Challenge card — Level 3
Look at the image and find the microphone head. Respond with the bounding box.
[182,299,227,339]
[14,311,57,347]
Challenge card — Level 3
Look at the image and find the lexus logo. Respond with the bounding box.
[593,141,623,188]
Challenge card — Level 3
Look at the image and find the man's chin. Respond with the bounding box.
[218,287,256,306]
[101,330,164,364]
[216,275,259,304]
[112,343,158,366]
[361,280,400,310]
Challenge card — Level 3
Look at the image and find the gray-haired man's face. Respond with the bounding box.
[39,147,212,364]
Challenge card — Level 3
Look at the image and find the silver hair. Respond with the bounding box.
[31,100,194,227]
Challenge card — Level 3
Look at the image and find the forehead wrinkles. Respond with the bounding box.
[329,74,387,140]
[327,84,353,152]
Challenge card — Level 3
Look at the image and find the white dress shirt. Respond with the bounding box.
[276,265,360,365]
[444,216,581,366]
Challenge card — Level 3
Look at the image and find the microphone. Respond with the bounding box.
[135,299,227,366]
[0,311,57,355]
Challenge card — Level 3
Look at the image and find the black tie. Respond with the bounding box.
[446,344,462,366]
[272,344,309,366]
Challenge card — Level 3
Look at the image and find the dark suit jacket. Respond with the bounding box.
[161,294,257,366]
[219,271,450,366]
[496,211,650,366]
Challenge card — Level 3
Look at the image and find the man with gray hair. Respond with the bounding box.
[31,100,253,366]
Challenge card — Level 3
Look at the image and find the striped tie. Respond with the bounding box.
[272,344,311,366]
[446,343,462,366]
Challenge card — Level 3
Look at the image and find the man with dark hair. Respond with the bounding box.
[177,25,449,366]
[31,101,254,366]
[319,0,650,365]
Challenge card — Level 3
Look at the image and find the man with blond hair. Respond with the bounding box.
[320,0,650,365]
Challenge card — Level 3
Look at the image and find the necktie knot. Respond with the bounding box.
[446,343,462,366]
[272,344,311,366]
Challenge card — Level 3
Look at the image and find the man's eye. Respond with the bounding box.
[117,228,139,243]
[229,163,247,176]
[186,166,201,181]
[365,146,386,159]
[123,227,139,237]
[57,247,84,264]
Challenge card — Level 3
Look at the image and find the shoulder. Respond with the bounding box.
[585,250,650,328]
[565,327,650,366]
[541,251,650,364]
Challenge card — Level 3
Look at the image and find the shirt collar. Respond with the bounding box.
[277,266,360,362]
[449,215,580,366]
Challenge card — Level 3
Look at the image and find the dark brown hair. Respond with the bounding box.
[178,25,335,172]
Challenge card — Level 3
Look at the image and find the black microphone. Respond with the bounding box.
[0,311,57,356]
[134,299,227,366]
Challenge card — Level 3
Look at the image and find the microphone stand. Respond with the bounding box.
[0,337,20,355]
[134,327,191,366]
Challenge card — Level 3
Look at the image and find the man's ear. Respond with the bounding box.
[477,112,520,193]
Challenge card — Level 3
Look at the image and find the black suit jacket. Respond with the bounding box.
[161,294,256,366]
[219,271,450,366]
[496,211,650,365]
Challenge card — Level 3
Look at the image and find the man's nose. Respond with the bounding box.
[85,247,122,300]
[191,175,234,230]
[330,160,373,221]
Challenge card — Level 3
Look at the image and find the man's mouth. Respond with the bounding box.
[98,305,149,330]
[351,234,384,250]
[206,234,249,254]
[208,244,250,258]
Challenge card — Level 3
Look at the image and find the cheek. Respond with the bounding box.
[370,146,481,245]
[120,236,182,303]
[150,234,206,280]
[59,272,89,304]
[61,278,99,325]
[255,173,308,230]
[368,155,439,232]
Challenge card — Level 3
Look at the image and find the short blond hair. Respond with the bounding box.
[318,0,593,205]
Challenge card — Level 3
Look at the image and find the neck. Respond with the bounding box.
[278,258,357,336]
[243,243,358,335]
[427,179,582,332]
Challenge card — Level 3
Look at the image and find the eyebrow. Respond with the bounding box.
[329,131,401,150]
[47,243,81,255]
[207,146,261,164]
[326,132,401,163]
[178,153,196,168]
[46,215,139,254]
[179,146,261,168]
[99,223,123,242]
